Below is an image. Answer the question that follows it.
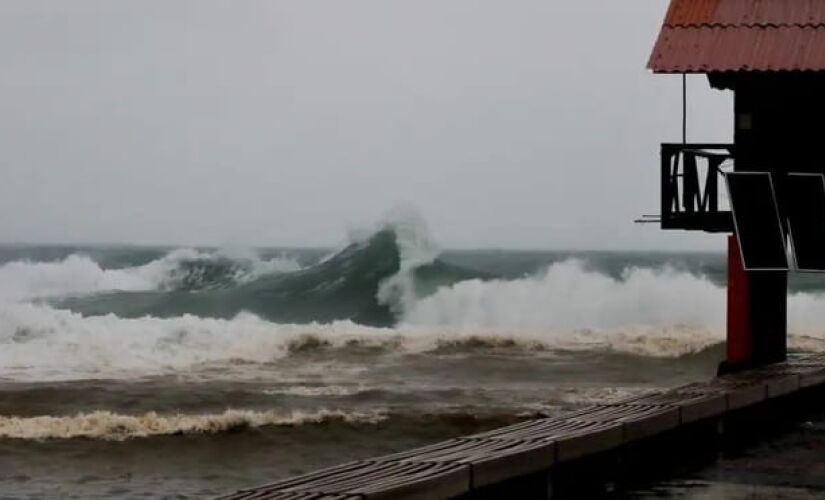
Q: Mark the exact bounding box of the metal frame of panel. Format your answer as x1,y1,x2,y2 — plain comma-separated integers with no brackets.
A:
786,172,825,273
725,171,789,271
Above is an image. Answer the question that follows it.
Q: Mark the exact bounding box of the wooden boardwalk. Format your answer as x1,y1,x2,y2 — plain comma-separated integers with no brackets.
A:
217,353,825,499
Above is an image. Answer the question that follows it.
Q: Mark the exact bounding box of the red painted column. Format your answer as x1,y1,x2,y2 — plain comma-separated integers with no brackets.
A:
726,235,752,365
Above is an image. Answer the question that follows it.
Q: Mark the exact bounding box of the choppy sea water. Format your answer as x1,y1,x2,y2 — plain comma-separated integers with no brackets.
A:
3,217,825,498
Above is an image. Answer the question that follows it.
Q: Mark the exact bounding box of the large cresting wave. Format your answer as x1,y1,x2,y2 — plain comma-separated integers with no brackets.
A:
3,212,825,382
47,215,485,327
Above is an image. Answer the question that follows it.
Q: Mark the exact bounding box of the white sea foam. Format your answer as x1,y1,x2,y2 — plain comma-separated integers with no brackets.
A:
0,254,159,300
262,385,371,397
0,248,300,301
402,259,825,354
3,252,825,382
0,408,387,441
200,247,302,283
403,260,727,331
0,302,359,381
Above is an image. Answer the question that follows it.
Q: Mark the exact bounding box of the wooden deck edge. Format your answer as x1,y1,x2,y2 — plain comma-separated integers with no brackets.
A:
217,354,825,500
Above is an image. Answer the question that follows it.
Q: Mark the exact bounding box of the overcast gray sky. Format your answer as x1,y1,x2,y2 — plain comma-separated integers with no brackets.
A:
0,1,732,250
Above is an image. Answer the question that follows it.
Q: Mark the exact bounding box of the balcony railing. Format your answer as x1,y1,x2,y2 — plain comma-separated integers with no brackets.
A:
657,143,734,233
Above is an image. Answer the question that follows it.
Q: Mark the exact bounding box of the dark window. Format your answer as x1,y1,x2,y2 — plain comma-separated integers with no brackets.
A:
726,172,788,270
786,173,825,272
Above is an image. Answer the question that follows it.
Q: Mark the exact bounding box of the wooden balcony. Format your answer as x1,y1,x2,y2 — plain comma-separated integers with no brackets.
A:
659,143,734,233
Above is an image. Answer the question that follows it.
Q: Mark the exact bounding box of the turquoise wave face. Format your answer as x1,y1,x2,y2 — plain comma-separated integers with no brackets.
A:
51,229,490,327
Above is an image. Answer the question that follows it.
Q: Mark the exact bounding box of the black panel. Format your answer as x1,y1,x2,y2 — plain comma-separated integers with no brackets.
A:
726,172,788,271
786,173,825,271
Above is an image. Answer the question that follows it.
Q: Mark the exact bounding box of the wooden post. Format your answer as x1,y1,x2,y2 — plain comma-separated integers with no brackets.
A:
726,235,751,366
723,235,787,373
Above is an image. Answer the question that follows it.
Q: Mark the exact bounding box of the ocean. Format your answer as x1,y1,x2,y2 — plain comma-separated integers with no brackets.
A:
2,216,825,498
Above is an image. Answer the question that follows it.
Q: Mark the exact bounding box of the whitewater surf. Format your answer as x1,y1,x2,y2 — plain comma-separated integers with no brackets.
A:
2,215,825,497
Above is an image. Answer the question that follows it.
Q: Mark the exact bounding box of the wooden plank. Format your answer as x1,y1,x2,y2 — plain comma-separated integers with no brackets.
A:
468,418,623,463
376,438,538,465
347,462,469,500
219,490,360,500
228,462,369,494
564,404,680,442
468,418,612,443
724,365,801,398
679,377,768,410
552,422,623,462
289,461,467,500
464,418,552,440
374,437,555,489
372,439,462,463
468,440,555,488
215,461,468,500
618,391,727,424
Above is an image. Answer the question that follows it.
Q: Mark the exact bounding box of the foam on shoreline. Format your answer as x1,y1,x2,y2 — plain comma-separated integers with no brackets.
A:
0,409,388,441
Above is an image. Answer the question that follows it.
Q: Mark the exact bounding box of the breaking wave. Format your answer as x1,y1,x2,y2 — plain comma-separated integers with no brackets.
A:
0,408,388,441
47,216,484,327
4,212,825,382
0,301,712,381
0,248,301,301
2,282,825,382
403,260,726,331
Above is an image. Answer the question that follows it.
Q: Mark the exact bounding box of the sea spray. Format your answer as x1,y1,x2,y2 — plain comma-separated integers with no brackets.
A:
0,254,159,300
376,207,440,316
0,248,301,301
